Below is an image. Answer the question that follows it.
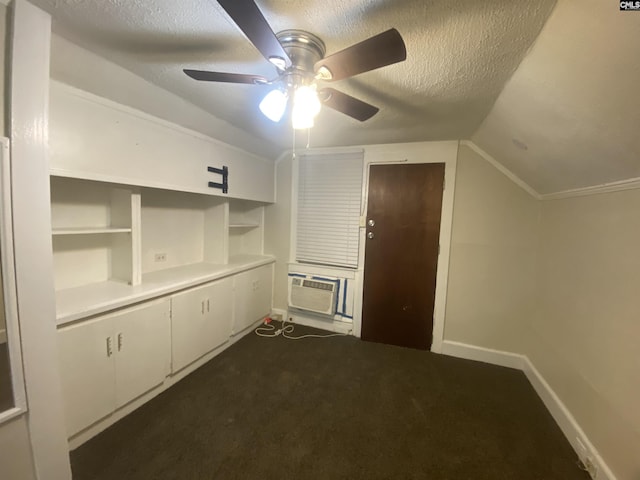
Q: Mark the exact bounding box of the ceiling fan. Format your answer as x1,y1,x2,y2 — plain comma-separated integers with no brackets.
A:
184,0,407,129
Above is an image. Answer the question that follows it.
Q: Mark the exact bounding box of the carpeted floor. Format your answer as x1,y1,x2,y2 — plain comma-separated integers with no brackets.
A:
71,324,590,480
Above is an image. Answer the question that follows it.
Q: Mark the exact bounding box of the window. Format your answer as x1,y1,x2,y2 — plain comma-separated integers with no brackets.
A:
296,151,363,268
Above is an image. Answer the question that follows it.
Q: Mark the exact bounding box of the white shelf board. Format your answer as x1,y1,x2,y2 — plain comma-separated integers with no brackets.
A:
55,255,275,326
52,227,132,235
229,223,260,229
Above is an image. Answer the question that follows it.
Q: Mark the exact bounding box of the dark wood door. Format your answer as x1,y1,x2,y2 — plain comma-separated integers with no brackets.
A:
361,163,445,350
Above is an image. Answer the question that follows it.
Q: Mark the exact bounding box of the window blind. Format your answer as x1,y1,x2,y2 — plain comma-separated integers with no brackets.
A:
296,151,363,268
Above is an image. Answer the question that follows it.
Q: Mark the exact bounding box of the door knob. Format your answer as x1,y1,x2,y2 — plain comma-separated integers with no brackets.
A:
367,231,374,239
368,219,375,227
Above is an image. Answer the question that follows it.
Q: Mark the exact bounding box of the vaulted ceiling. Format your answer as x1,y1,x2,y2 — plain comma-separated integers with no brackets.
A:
30,0,640,194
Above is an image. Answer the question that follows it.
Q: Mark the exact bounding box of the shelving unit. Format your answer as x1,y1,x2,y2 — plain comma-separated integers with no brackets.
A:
52,227,132,235
51,179,273,325
228,199,265,260
50,177,140,291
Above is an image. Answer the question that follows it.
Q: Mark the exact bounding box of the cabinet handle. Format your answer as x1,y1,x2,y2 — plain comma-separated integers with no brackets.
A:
201,301,205,314
117,333,123,352
106,337,113,357
207,299,210,312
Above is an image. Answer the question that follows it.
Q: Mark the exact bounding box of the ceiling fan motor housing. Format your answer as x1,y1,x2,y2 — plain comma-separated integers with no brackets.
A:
276,30,326,88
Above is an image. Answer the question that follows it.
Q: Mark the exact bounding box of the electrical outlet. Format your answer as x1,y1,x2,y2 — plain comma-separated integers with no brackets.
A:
584,457,597,479
154,253,167,262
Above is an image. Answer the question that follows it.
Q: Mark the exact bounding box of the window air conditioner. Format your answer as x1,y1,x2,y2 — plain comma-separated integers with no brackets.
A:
288,276,337,316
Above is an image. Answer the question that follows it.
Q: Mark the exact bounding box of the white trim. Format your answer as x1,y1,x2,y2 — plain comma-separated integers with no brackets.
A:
287,312,353,334
460,141,541,200
360,141,458,353
522,357,616,480
270,308,288,322
0,138,27,415
440,340,526,369
441,341,617,480
10,2,73,477
540,176,640,200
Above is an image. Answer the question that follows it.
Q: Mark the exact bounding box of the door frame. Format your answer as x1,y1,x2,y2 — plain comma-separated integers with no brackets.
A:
355,142,458,353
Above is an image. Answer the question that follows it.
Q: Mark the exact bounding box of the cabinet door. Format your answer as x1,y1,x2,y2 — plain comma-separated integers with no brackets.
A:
171,285,209,372
232,265,273,334
57,317,116,437
204,277,233,352
114,299,171,408
252,264,273,323
232,270,252,335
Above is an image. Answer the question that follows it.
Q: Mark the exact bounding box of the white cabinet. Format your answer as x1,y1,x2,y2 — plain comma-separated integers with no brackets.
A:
49,82,275,203
171,276,233,373
228,199,265,259
57,298,170,436
50,176,141,291
57,315,115,437
232,264,273,334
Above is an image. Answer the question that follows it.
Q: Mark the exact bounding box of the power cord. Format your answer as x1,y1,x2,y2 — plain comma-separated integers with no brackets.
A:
254,317,350,340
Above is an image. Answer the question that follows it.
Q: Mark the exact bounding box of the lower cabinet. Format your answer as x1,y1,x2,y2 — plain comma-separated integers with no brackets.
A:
56,263,273,438
171,276,233,373
233,264,273,334
57,298,171,437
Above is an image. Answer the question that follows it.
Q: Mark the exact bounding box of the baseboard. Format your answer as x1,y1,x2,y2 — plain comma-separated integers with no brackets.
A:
441,341,617,480
440,340,526,370
521,357,616,480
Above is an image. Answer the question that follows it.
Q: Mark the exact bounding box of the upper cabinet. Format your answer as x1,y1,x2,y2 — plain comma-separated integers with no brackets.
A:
48,81,275,204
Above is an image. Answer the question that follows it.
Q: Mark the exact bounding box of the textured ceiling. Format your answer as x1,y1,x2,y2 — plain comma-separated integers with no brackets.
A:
31,0,555,153
29,0,638,194
472,0,640,194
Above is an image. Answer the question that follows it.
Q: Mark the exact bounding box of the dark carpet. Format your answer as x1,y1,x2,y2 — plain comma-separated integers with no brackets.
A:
71,324,589,480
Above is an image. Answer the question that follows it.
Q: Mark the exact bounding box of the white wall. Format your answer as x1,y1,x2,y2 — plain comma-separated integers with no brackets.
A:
444,143,539,352
264,153,293,311
49,35,281,160
529,190,640,480
49,81,275,203
141,189,207,273
265,141,458,346
442,143,638,479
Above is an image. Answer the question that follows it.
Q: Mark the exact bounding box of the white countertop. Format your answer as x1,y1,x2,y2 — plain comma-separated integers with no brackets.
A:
56,255,275,326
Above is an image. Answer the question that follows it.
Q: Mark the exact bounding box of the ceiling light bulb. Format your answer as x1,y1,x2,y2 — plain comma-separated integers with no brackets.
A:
292,85,321,130
259,89,287,122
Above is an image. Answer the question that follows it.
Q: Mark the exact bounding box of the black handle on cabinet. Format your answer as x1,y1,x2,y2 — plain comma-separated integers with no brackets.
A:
207,166,228,194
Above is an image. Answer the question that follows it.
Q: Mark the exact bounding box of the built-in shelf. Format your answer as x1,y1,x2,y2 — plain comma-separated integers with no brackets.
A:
52,227,132,235
229,223,260,229
55,255,275,326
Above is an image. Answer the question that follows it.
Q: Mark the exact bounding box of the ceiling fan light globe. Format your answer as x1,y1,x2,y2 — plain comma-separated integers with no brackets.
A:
292,85,321,129
292,109,314,130
259,89,287,122
294,85,321,116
